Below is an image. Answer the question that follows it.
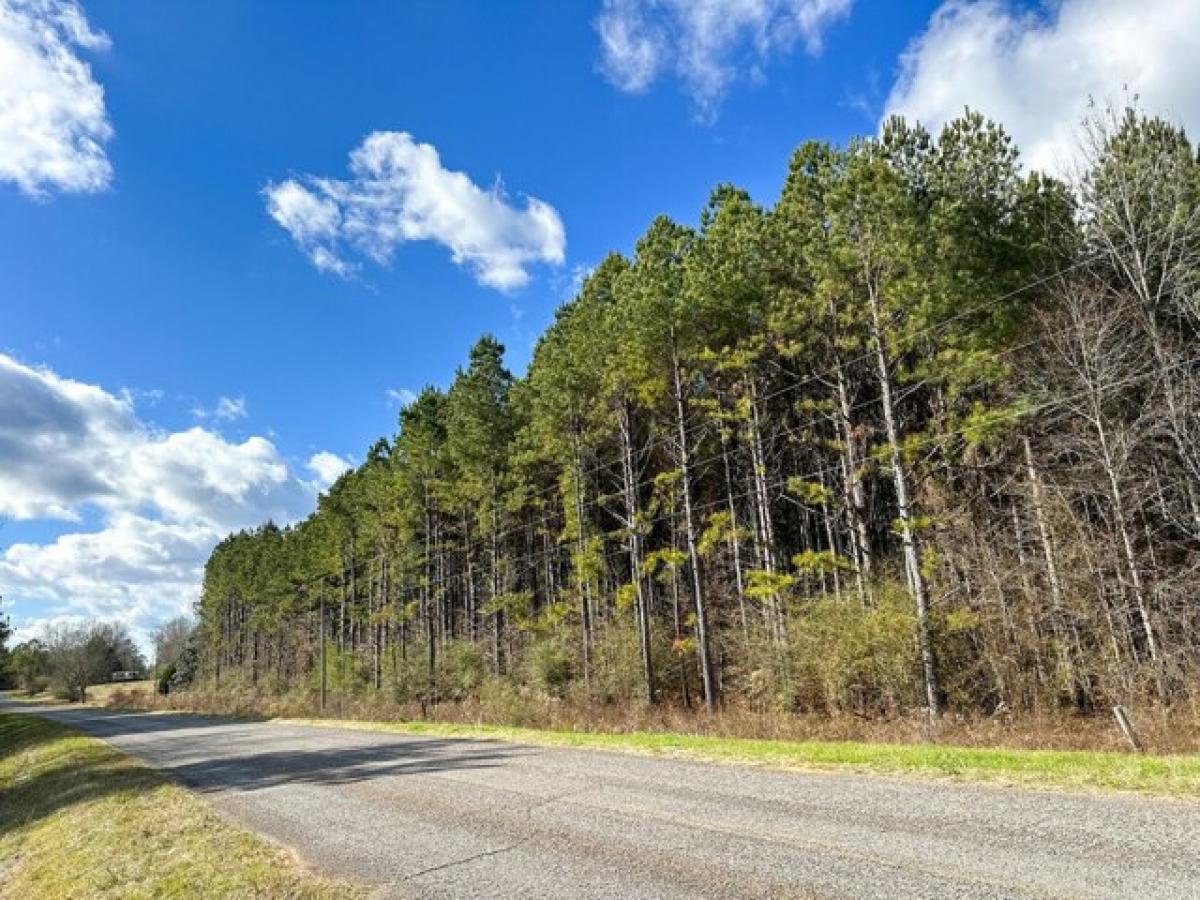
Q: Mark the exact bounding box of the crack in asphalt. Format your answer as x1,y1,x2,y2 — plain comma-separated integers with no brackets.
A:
396,786,593,884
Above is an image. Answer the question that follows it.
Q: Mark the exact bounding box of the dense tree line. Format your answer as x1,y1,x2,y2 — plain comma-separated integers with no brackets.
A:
197,107,1200,720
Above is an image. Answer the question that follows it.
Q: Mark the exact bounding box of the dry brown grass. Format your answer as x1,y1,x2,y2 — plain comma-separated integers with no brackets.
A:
108,681,1200,755
85,680,155,704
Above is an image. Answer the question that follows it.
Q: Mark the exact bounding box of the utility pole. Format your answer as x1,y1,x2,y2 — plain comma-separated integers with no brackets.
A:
319,591,327,714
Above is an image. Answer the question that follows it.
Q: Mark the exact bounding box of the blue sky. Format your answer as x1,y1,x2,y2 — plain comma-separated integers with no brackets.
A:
3,0,1198,650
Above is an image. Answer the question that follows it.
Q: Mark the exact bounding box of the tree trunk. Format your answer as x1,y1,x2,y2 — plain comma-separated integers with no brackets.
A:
867,282,942,719
720,429,749,638
1092,416,1159,665
746,377,783,639
619,401,656,703
424,498,437,699
572,438,592,683
671,337,718,712
834,365,873,595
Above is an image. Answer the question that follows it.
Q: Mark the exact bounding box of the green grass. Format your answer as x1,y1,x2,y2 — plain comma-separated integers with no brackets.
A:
0,712,360,900
276,716,1200,797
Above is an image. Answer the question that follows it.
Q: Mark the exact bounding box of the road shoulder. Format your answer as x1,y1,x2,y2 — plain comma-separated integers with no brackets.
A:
0,710,361,900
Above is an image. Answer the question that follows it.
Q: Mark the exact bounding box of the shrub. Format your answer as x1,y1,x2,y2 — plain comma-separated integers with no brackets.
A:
169,636,201,692
787,582,919,714
9,640,50,695
157,662,177,695
50,684,74,701
382,648,429,704
438,640,487,700
585,620,646,704
528,638,575,697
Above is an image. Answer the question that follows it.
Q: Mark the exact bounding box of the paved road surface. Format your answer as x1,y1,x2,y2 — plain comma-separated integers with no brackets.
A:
3,701,1197,898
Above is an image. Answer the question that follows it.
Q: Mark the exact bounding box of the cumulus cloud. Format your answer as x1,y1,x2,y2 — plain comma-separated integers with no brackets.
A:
0,0,114,196
265,131,566,291
4,513,212,646
883,0,1200,175
595,0,852,120
307,451,352,490
0,352,133,519
0,356,304,529
0,353,337,647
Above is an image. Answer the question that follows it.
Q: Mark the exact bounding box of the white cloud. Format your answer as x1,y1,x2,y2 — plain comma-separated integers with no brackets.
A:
385,387,417,407
0,353,340,647
0,355,304,529
214,395,246,420
307,450,352,490
596,0,852,120
561,262,594,300
264,178,339,244
126,428,302,527
265,131,566,291
4,513,212,649
0,352,133,520
0,0,113,196
596,0,665,93
883,0,1200,175
192,395,247,421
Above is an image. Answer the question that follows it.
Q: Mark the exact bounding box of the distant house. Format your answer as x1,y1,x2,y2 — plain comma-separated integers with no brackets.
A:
110,670,141,682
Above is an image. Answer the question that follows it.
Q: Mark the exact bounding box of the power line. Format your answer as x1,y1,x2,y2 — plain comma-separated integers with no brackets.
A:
216,342,1198,609
438,247,1108,523
304,250,1108,564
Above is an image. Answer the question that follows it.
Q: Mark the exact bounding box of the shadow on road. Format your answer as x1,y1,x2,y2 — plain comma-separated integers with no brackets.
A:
161,737,522,793
2,702,529,801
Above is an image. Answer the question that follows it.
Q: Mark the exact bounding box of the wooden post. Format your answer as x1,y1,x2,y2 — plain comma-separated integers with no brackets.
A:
1113,705,1143,752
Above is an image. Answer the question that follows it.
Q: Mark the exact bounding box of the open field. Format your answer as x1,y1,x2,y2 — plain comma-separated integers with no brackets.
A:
0,711,358,900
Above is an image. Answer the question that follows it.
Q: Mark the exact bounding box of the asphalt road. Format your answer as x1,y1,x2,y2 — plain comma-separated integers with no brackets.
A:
4,701,1198,899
